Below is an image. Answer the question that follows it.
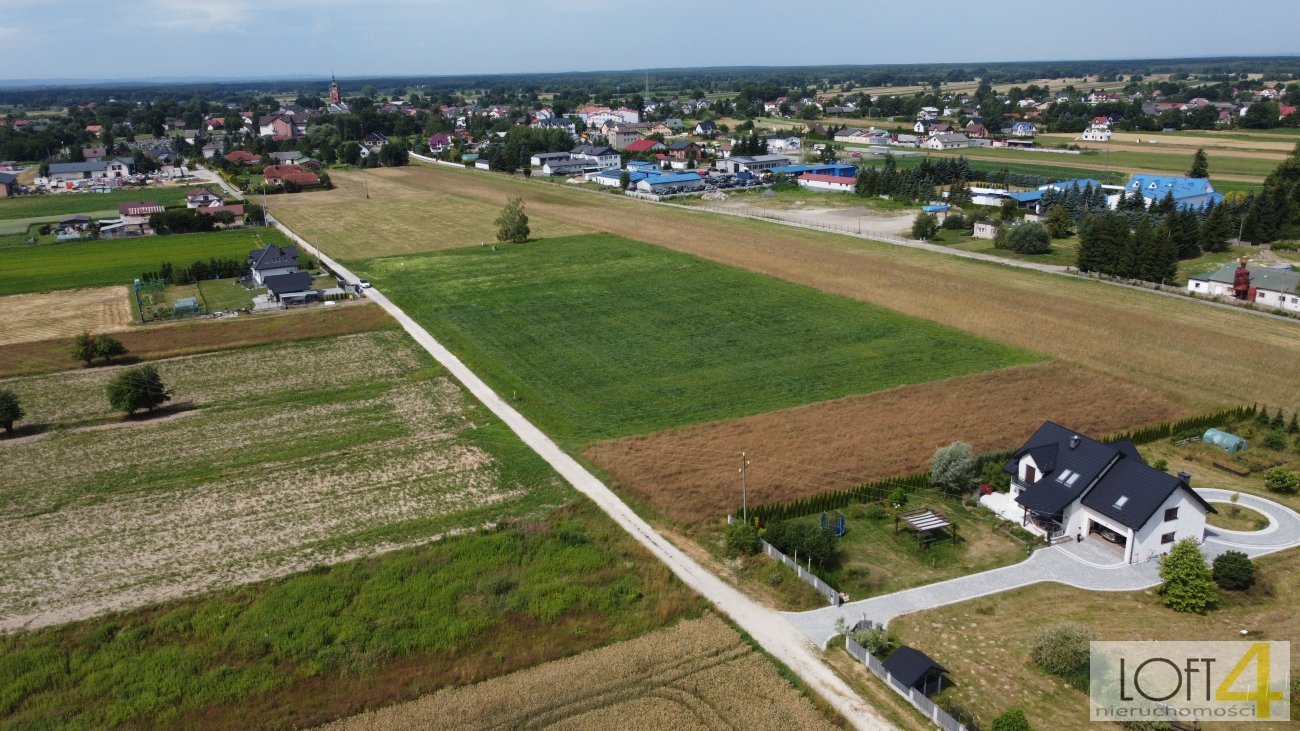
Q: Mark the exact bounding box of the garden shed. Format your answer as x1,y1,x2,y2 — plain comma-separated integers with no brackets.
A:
173,297,200,315
1203,428,1247,453
883,646,948,697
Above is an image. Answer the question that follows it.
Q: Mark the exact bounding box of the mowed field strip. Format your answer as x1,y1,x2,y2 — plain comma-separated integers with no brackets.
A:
0,186,200,221
354,233,1037,443
586,361,1189,523
0,331,566,632
0,228,290,296
0,286,133,346
322,614,835,731
314,165,1300,415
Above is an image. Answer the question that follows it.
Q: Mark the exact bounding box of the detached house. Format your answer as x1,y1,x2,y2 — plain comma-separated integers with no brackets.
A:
1006,421,1214,563
248,244,300,285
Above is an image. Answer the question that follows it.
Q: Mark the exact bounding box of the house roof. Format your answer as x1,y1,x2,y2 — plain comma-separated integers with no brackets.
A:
799,173,856,185
1125,175,1223,206
49,161,108,174
1079,443,1215,530
187,187,220,200
248,245,299,271
668,140,699,151
644,173,703,185
882,647,947,690
929,133,970,144
730,154,792,164
117,200,164,216
1010,421,1121,516
625,139,664,152
264,272,314,296
195,204,245,217
571,144,617,157
1188,263,1299,294
0,171,16,185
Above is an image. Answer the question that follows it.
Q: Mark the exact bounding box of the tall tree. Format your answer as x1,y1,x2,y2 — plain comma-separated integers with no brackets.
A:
107,365,172,415
1158,538,1218,613
0,388,23,434
495,197,530,243
1187,148,1209,178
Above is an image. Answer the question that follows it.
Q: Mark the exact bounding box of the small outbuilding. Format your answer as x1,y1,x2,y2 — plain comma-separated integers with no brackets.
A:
173,296,200,315
1203,428,1247,453
883,646,948,697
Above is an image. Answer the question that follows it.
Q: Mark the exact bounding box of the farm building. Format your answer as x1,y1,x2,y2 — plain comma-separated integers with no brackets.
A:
797,173,855,193
1186,259,1299,312
715,154,792,174
592,170,649,188
1003,421,1215,563
635,173,705,195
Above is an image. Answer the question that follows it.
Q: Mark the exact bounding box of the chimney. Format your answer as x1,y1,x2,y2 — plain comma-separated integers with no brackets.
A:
1178,471,1191,485
1069,435,1080,450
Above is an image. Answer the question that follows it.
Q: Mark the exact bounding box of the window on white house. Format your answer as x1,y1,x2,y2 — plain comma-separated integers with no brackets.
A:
1161,532,1175,544
1164,507,1179,522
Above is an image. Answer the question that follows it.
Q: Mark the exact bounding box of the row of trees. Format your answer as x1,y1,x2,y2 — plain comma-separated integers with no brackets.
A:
140,258,245,285
1076,213,1180,283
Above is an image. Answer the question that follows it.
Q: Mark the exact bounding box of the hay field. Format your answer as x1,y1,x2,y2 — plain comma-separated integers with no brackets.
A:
356,233,1035,443
587,362,1188,523
0,301,393,377
321,614,835,731
0,285,132,346
373,164,1300,414
0,330,565,633
269,168,587,259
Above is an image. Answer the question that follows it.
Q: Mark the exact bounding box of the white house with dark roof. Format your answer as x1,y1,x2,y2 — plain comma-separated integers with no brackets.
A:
1004,421,1215,563
248,244,300,285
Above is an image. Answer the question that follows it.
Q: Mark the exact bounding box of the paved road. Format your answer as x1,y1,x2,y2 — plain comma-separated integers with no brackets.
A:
192,166,245,201
268,216,893,730
787,488,1300,648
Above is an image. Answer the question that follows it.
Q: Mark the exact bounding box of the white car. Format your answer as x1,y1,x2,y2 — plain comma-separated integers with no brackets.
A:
358,280,372,289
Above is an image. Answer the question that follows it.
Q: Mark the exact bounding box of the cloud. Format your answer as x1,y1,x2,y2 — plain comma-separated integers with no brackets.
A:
146,0,254,29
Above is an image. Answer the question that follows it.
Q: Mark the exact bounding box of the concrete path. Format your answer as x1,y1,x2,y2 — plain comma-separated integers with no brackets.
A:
787,488,1300,648
267,215,893,731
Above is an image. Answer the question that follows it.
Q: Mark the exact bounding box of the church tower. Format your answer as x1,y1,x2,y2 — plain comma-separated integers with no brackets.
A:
328,75,341,105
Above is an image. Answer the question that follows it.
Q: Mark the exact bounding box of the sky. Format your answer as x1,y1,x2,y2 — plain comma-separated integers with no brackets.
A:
0,0,1297,83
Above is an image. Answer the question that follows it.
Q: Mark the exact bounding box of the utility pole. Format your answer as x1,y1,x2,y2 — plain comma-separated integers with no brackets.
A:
739,451,750,522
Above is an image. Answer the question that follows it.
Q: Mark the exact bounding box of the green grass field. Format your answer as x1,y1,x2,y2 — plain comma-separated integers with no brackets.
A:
927,146,1277,179
0,187,204,221
356,233,1039,443
0,228,286,296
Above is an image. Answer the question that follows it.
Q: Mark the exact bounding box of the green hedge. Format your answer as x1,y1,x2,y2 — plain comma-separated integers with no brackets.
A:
746,405,1258,522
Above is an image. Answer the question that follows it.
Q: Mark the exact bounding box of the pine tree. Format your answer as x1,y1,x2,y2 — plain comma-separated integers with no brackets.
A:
1188,148,1209,178
1149,223,1179,284
1199,202,1233,253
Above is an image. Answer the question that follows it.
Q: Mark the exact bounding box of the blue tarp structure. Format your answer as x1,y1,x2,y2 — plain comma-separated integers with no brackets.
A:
1203,428,1247,453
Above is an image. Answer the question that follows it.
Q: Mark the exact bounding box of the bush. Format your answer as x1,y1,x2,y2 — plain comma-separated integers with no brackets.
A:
106,365,172,415
1152,458,1169,472
931,441,977,494
1030,622,1092,683
763,520,842,569
911,212,939,240
1212,551,1255,590
0,388,23,433
495,197,530,243
1266,467,1299,495
725,519,761,556
1261,431,1288,451
980,459,1011,492
887,487,908,508
1005,222,1052,254
1158,538,1217,613
991,708,1034,731
849,626,896,660
941,212,966,230
864,503,888,520
1045,205,1073,238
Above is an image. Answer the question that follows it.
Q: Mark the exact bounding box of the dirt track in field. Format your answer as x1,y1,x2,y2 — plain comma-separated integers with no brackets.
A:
0,286,132,346
586,362,1189,524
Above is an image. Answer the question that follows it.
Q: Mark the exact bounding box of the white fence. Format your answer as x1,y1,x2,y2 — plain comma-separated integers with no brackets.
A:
846,636,968,731
762,540,839,605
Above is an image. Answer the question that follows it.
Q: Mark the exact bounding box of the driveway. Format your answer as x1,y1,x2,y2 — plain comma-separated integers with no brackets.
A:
787,488,1300,648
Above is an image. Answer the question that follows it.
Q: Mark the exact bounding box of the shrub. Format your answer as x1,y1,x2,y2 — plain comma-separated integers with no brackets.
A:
106,365,172,415
911,212,939,240
1158,538,1217,613
725,519,762,556
864,503,888,520
1045,205,1074,238
1005,222,1052,254
887,487,908,508
1212,551,1256,591
849,626,896,660
1152,458,1168,472
980,459,1011,492
495,197,530,243
1261,431,1288,451
763,521,842,569
931,441,977,494
0,388,23,433
1266,467,1299,495
1030,622,1092,683
991,708,1033,731
941,212,966,230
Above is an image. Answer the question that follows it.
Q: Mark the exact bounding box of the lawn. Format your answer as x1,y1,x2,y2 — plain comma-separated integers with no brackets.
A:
356,233,1038,442
928,146,1277,180
931,229,1081,268
0,501,703,731
0,186,202,221
0,228,286,296
888,549,1300,730
780,497,1027,603
196,277,258,312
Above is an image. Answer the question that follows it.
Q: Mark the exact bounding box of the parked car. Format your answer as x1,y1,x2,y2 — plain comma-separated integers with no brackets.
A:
358,279,372,289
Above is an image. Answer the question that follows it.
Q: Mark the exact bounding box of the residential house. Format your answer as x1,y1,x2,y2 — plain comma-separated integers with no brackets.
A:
530,151,572,167
715,154,792,174
117,200,164,236
224,150,262,165
924,133,972,150
248,244,300,285
258,114,302,141
1186,259,1300,313
47,157,135,183
646,122,674,137
762,135,801,153
201,142,223,160
428,133,454,153
1082,117,1112,142
913,119,934,135
1006,421,1215,562
664,118,684,132
82,147,107,162
268,151,306,165
667,140,701,160
916,106,940,121
1122,175,1224,209
1011,121,1037,137
973,220,998,239
963,123,989,139
0,171,15,197
569,144,621,172
604,124,646,151
533,117,577,137
625,138,667,154
186,188,224,208
541,157,600,176
927,122,954,135
796,173,855,193
263,164,320,187
264,272,318,304
694,120,718,136
361,132,389,154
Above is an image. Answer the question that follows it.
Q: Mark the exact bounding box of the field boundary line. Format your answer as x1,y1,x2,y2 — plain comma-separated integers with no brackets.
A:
268,212,893,731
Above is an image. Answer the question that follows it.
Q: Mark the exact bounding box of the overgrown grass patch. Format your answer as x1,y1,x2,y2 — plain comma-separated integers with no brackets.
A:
356,233,1039,442
0,187,201,221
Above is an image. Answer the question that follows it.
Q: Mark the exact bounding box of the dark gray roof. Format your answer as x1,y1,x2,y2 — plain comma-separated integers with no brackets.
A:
49,161,106,174
883,646,946,690
1011,421,1121,516
668,140,698,151
264,272,314,296
248,245,299,271
0,171,15,185
571,144,617,157
1081,440,1216,530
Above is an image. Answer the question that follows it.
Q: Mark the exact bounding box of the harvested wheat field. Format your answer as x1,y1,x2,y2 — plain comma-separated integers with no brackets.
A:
0,301,393,378
372,163,1300,413
321,614,836,731
0,331,565,633
587,362,1189,523
270,168,587,259
0,286,131,346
